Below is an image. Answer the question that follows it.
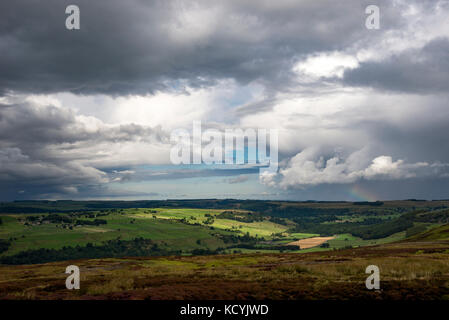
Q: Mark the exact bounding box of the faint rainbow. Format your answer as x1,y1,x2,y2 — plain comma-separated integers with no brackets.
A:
348,184,378,202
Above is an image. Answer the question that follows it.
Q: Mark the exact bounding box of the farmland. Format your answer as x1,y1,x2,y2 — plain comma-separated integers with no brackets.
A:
1,199,448,262
1,227,449,299
1,199,449,299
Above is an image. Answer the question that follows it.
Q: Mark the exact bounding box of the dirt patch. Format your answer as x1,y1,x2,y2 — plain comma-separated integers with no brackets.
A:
287,236,335,249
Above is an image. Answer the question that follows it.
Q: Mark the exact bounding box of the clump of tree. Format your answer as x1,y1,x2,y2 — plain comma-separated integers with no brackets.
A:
0,239,11,254
190,248,224,255
411,209,449,224
75,219,107,226
203,216,215,224
218,232,258,244
24,214,107,227
269,216,289,226
0,238,179,265
216,211,264,223
292,216,413,240
406,224,427,237
353,201,384,206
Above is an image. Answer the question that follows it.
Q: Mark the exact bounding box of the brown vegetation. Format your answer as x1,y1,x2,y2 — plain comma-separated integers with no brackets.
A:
1,237,449,300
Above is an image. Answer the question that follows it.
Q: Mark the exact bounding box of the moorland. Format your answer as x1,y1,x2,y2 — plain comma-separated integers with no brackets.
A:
1,199,449,299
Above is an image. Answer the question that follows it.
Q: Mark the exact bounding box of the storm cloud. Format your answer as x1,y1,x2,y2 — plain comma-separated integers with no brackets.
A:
1,0,449,200
0,0,404,96
343,37,449,93
0,98,170,198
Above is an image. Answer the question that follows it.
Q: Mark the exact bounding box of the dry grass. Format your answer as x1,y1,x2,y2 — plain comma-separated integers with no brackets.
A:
1,241,449,300
288,236,335,249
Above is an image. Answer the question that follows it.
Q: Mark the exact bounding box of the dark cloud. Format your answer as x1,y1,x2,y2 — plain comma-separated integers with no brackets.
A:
1,0,448,200
0,99,262,199
0,99,168,198
0,0,403,96
343,37,449,93
364,117,449,163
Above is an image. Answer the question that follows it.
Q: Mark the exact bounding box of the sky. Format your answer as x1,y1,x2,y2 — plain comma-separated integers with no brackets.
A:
1,0,449,201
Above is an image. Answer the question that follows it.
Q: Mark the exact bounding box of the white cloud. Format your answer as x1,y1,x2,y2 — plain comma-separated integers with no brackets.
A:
294,51,359,79
266,147,436,189
363,156,428,179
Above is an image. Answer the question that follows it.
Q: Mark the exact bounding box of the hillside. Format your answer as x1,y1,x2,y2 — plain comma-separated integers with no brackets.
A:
1,201,449,300
1,200,449,264
1,228,449,300
406,224,449,241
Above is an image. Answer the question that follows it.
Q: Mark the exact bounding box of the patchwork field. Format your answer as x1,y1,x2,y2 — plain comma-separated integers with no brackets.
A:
0,212,237,256
1,199,449,300
1,199,448,261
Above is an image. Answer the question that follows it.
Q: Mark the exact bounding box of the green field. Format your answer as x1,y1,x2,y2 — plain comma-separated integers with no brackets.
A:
1,199,448,264
2,227,449,299
131,208,290,237
0,208,321,258
0,211,236,256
